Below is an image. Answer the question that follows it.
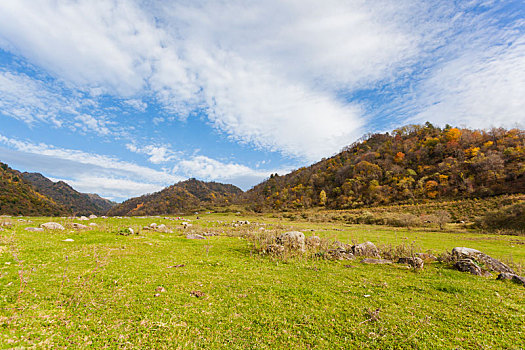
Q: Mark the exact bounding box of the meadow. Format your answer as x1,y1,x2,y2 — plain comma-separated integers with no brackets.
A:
1,213,524,349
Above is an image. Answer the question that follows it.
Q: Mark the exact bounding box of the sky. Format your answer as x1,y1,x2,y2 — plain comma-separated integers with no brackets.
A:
0,0,524,202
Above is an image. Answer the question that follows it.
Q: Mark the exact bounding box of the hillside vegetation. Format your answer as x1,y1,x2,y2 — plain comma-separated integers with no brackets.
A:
23,172,114,215
0,162,67,216
242,124,525,211
108,178,243,216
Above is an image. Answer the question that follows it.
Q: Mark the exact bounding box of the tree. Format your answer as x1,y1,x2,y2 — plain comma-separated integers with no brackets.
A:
319,190,327,206
434,210,451,230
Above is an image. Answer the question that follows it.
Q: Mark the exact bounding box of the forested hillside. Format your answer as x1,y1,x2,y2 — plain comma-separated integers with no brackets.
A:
108,178,243,216
0,162,67,216
241,124,525,211
22,172,115,215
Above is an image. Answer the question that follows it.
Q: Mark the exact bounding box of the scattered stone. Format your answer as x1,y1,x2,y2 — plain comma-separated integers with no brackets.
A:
79,216,89,221
154,293,161,297
306,236,321,248
156,224,172,233
72,223,89,230
353,242,380,258
452,247,514,274
324,248,355,260
454,258,490,277
202,232,217,237
167,264,185,268
63,238,74,242
150,223,158,228
361,258,392,264
25,227,44,232
155,286,166,293
497,273,525,287
397,257,424,269
190,290,205,298
89,215,97,219
89,223,98,227
40,222,65,230
186,234,206,240
181,222,192,229
276,231,306,252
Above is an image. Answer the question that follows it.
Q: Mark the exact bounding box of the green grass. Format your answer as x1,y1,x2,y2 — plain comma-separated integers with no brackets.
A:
1,214,524,349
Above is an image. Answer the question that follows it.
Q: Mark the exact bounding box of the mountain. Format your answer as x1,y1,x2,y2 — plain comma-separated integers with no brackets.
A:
22,172,115,215
108,178,243,216
241,124,525,211
0,162,67,216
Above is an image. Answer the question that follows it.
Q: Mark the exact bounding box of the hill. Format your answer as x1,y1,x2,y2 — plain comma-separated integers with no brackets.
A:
0,162,67,216
22,172,115,215
241,124,525,211
108,178,243,216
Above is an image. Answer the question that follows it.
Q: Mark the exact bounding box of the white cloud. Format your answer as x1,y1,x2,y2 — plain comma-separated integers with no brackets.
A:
406,24,525,128
0,134,181,185
126,143,179,164
0,0,438,161
74,114,111,135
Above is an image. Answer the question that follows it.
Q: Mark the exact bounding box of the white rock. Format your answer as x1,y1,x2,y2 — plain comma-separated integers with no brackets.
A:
40,222,65,230
63,238,74,242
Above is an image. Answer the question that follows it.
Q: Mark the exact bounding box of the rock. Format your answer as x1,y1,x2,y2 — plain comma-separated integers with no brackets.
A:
72,223,89,230
79,216,89,221
397,257,424,269
276,231,306,252
454,258,491,276
306,236,321,248
150,223,158,228
497,273,525,287
25,227,44,232
181,222,192,228
324,248,354,260
89,223,98,227
155,286,166,293
361,258,392,264
186,234,206,240
156,224,172,233
202,232,217,237
40,222,65,230
353,242,380,258
63,238,74,242
452,247,514,274
190,290,205,298
128,227,135,235
89,215,97,219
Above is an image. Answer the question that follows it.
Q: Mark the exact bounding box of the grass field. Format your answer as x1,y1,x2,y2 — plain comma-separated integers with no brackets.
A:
1,213,524,349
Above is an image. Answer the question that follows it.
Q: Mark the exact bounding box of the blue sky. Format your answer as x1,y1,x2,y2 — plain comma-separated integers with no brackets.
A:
0,0,524,202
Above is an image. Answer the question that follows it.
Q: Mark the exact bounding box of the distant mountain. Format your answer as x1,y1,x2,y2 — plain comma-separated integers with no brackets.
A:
240,124,525,211
108,178,243,216
0,162,67,216
22,172,115,215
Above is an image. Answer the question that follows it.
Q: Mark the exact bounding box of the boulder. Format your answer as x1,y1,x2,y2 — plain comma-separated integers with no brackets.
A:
186,234,206,240
72,223,89,230
361,258,392,264
397,257,424,269
25,227,44,232
452,247,514,274
306,236,321,248
156,224,172,233
89,215,97,219
497,273,525,287
324,248,354,260
79,216,89,221
40,222,65,230
454,258,491,277
276,231,306,252
150,223,158,228
353,242,380,258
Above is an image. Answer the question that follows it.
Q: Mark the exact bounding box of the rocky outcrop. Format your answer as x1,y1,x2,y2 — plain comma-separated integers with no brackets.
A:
276,231,306,252
452,247,514,274
40,222,65,230
497,273,525,287
398,257,424,269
